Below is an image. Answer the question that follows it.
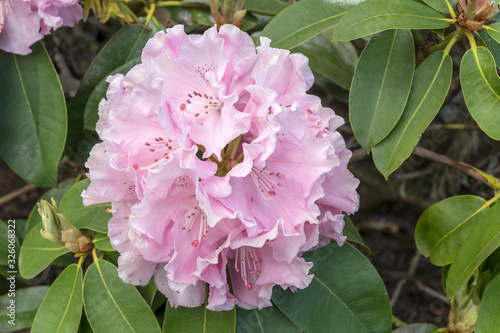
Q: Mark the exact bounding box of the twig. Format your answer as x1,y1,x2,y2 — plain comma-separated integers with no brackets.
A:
415,281,449,303
0,184,38,206
412,146,495,189
349,147,370,163
391,251,421,307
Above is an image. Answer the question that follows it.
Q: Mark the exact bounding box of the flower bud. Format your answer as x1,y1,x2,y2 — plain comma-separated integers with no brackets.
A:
457,0,499,32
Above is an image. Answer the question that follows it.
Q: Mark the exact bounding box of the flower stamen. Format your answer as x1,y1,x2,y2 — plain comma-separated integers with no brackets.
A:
180,90,223,117
181,205,209,247
250,166,283,200
234,246,261,291
133,136,178,170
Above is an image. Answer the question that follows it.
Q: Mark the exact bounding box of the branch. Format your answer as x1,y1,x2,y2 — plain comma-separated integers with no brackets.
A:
0,183,37,206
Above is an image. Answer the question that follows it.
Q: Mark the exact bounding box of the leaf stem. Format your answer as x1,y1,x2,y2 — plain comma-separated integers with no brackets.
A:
92,247,99,262
229,134,243,161
465,31,477,50
392,315,407,328
78,254,87,268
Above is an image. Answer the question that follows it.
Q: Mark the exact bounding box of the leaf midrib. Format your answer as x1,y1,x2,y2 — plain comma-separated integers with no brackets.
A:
56,266,80,333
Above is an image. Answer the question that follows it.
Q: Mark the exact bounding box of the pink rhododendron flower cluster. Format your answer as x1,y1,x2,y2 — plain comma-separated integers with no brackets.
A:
83,24,359,310
0,0,82,55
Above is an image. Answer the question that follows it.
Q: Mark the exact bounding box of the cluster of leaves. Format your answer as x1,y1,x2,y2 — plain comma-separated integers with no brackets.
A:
2,0,500,332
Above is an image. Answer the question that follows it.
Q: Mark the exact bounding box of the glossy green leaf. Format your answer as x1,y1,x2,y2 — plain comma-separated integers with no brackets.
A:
475,273,500,332
0,286,49,331
19,222,69,279
66,24,158,162
343,215,371,255
245,0,290,15
313,72,350,103
261,0,359,49
273,242,391,333
293,34,358,90
485,22,500,44
415,195,488,266
392,323,439,333
93,233,114,252
0,42,66,187
137,278,157,307
350,29,415,151
163,302,236,333
83,259,161,333
372,50,452,178
236,306,300,332
461,46,500,140
333,0,450,41
59,179,110,233
421,0,457,14
477,29,500,69
446,201,500,298
31,264,83,333
25,178,76,238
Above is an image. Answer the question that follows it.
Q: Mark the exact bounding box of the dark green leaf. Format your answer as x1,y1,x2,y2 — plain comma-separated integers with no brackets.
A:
31,264,83,333
372,50,452,178
484,22,500,45
475,273,500,332
415,195,488,266
244,0,290,15
313,72,349,103
19,222,69,279
83,260,161,333
163,302,236,333
421,0,457,14
59,179,111,233
446,201,500,298
0,42,66,187
392,323,439,333
350,29,415,151
461,46,500,140
0,220,19,268
236,306,300,332
137,278,157,307
333,0,450,41
477,29,500,69
343,215,371,255
273,242,391,333
93,233,114,252
0,286,49,331
261,0,359,49
293,34,357,90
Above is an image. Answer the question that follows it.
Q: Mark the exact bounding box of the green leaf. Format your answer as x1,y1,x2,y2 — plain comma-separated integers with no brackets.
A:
446,201,500,298
272,242,391,333
415,195,488,266
421,0,457,14
475,273,500,332
244,0,290,15
461,46,500,140
0,42,66,187
25,178,77,239
372,50,452,178
333,0,450,41
292,34,358,90
0,286,50,331
343,215,371,255
350,29,415,151
0,220,19,269
31,264,83,333
83,260,161,333
261,0,359,49
137,278,157,307
485,23,500,45
59,179,111,233
19,222,69,279
236,306,301,332
163,302,236,333
93,233,114,252
477,29,500,69
391,323,439,333
313,72,350,103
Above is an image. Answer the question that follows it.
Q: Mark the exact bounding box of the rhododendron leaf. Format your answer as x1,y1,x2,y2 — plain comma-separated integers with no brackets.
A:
236,306,301,332
261,0,360,49
372,50,452,178
477,29,500,69
245,0,290,15
0,286,49,331
415,195,488,266
476,273,500,332
350,29,415,151
25,178,77,237
19,222,69,279
83,58,140,131
59,179,110,233
421,0,457,14
0,220,19,269
272,242,391,333
31,264,83,333
485,23,500,45
461,46,500,140
333,0,450,41
446,202,500,298
314,72,350,102
344,215,371,255
292,34,357,90
162,302,236,333
137,278,157,307
93,233,114,252
83,260,161,333
392,323,439,333
67,23,158,162
0,42,66,188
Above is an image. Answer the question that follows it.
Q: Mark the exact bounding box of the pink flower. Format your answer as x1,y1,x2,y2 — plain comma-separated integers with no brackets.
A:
83,24,359,310
0,0,82,55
